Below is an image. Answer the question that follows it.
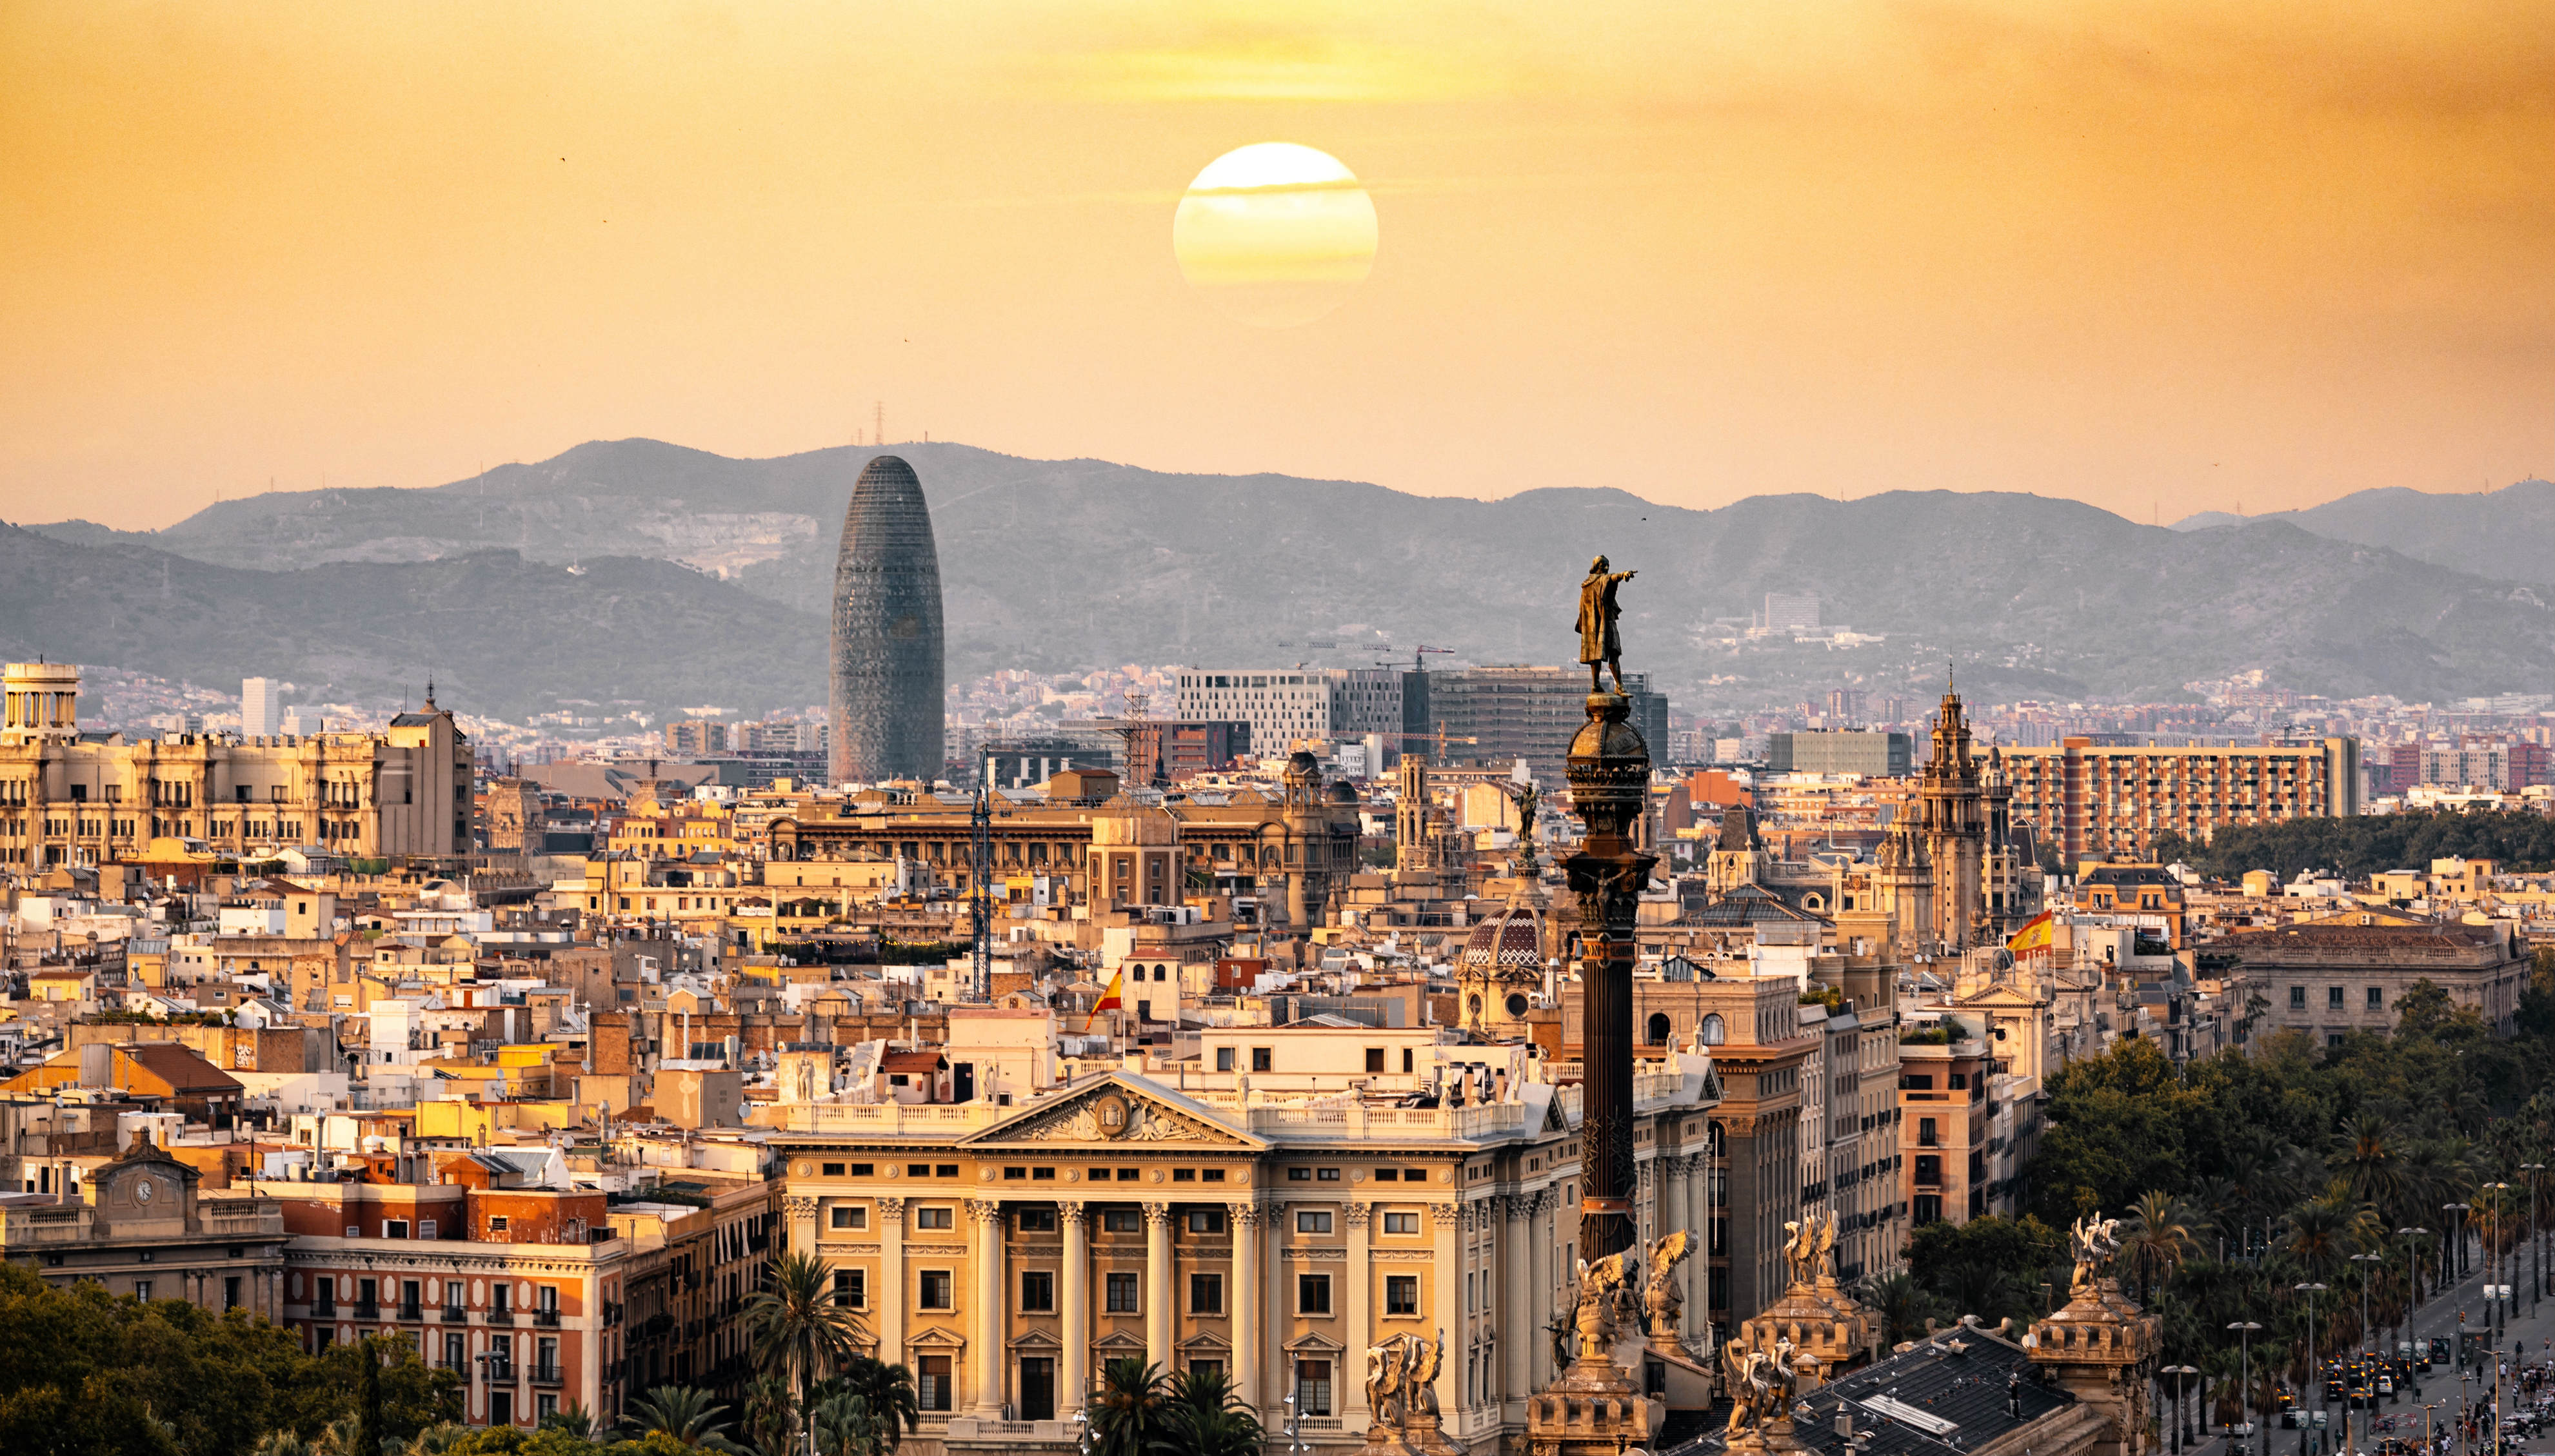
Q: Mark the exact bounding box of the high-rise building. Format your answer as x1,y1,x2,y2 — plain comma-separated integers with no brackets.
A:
2003,736,2361,861
1170,668,1401,758
828,456,945,784
241,677,281,738
1423,666,1667,786
1765,730,1911,776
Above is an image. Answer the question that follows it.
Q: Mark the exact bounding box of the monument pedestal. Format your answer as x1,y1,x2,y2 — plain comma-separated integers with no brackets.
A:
1353,1411,1467,1456
1524,1350,1661,1456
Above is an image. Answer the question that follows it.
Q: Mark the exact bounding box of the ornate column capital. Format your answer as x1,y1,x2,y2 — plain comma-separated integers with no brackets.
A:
1061,1201,1091,1229
1342,1202,1372,1230
1229,1201,1264,1228
1429,1201,1463,1232
1141,1202,1172,1227
782,1195,819,1219
876,1196,906,1225
966,1199,1004,1225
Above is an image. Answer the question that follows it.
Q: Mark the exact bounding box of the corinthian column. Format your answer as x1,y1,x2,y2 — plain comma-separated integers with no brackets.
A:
969,1199,1005,1415
1344,1203,1373,1423
1143,1203,1173,1372
1061,1202,1090,1415
1230,1203,1262,1413
877,1197,906,1363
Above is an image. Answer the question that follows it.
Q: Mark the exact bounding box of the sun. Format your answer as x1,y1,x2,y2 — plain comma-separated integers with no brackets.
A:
1172,143,1378,328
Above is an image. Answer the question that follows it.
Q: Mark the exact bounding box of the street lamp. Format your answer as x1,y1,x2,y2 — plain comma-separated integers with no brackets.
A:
2483,1184,2511,1336
2524,1165,2547,1313
2353,1252,2385,1455
2231,1321,2264,1456
2166,1365,2200,1450
2447,1203,2472,1284
2299,1283,2328,1456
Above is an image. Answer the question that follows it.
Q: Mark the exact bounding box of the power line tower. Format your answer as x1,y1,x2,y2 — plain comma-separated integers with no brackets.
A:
969,751,993,1001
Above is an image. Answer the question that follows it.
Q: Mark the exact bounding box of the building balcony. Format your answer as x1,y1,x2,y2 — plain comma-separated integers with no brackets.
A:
353,1301,381,1321
486,1308,515,1325
398,1302,424,1322
533,1309,561,1328
314,1301,339,1319
531,1364,564,1388
441,1304,466,1321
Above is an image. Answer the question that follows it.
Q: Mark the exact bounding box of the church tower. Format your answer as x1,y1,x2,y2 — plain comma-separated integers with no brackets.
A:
1394,753,1437,873
1705,802,1771,895
1917,680,1989,952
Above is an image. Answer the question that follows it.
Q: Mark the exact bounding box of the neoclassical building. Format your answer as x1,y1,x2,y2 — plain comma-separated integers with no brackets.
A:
765,1058,1721,1455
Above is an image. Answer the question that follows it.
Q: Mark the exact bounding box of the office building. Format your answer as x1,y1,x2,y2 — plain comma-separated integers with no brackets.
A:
830,455,947,784
1766,731,1911,777
241,678,282,738
1171,669,1402,758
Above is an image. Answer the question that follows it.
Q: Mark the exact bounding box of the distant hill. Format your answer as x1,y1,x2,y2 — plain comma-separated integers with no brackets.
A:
2169,478,2555,585
21,440,2555,713
0,522,822,720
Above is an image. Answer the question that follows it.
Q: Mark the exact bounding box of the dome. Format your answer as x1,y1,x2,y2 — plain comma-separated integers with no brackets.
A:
1567,710,1649,763
1284,750,1321,782
1326,780,1358,805
1462,903,1543,970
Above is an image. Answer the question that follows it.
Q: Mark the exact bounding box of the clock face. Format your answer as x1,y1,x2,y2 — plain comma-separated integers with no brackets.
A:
134,1178,156,1205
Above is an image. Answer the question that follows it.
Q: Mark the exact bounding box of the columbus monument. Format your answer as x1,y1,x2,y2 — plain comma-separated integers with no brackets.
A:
828,455,946,784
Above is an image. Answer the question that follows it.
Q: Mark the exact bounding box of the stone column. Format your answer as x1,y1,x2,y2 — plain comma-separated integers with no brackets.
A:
1431,1201,1463,1418
1565,688,1654,1264
1502,1194,1531,1410
969,1199,1005,1415
1525,1192,1550,1390
877,1197,906,1364
1061,1202,1091,1416
1230,1203,1262,1414
1344,1203,1373,1424
1144,1203,1173,1372
1685,1154,1711,1340
784,1195,819,1255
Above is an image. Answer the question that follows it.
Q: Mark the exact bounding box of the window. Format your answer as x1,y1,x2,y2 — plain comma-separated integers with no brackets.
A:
1366,1047,1386,1073
1190,1272,1224,1313
419,1219,437,1239
918,1270,954,1310
851,1163,874,1176
1215,1047,1235,1072
1915,1155,1943,1186
1287,1168,1312,1183
1700,1014,1726,1045
1913,1194,1944,1225
1185,1208,1228,1234
937,1165,959,1178
134,1280,152,1301
1251,1047,1273,1072
1106,1272,1140,1313
917,1355,953,1412
1295,1359,1334,1417
833,1270,866,1308
1022,1271,1055,1312
1017,1207,1058,1233
1918,1117,1938,1146
2290,986,2307,1009
908,1164,932,1177
1386,1274,1420,1315
830,1206,865,1231
1102,1208,1141,1233
488,1216,510,1234
2327,986,2345,1009
1646,1012,1672,1045
1317,1168,1341,1182
1383,1211,1419,1235
2367,987,2383,1010
1298,1273,1333,1315
225,1275,242,1310
1297,1210,1333,1234
821,1162,846,1177
915,1206,955,1231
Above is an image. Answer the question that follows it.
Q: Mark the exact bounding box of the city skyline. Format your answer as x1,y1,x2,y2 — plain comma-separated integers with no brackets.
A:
6,4,2554,531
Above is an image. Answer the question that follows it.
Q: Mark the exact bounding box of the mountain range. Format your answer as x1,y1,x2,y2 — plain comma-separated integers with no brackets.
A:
16,440,2555,720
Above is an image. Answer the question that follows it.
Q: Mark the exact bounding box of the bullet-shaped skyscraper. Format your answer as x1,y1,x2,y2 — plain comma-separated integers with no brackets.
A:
828,455,945,784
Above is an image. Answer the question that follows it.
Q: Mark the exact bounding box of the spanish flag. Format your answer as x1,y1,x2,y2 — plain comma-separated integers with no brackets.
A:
1082,969,1126,1032
2007,910,2056,955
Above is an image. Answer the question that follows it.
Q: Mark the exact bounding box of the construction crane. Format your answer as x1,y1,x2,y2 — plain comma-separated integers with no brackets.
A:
1372,725,1479,759
1375,645,1455,674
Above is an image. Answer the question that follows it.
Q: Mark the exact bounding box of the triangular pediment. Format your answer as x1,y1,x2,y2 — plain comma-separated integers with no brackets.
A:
1093,1330,1148,1352
1009,1328,1063,1351
906,1326,968,1350
1956,985,2047,1008
957,1071,1268,1151
1177,1330,1232,1352
1284,1331,1347,1354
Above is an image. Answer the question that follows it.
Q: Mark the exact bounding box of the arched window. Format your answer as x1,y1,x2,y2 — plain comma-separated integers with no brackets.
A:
1645,1012,1673,1045
1504,992,1530,1018
1700,1013,1726,1046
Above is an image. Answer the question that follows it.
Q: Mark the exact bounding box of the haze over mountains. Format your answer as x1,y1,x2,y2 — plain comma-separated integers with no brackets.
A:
17,440,2555,721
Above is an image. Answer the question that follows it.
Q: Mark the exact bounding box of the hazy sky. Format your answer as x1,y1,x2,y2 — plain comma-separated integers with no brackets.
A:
5,2,2553,529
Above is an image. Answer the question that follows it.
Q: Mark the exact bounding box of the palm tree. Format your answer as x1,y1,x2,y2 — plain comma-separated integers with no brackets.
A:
748,1251,866,1455
742,1373,799,1456
839,1357,919,1455
539,1402,595,1438
2334,1116,2405,1215
1858,1273,1938,1348
1168,1367,1261,1456
627,1385,747,1452
393,1427,472,1456
252,1433,317,1456
811,1388,871,1456
2122,1191,2196,1304
1088,1359,1177,1456
2282,1193,2377,1284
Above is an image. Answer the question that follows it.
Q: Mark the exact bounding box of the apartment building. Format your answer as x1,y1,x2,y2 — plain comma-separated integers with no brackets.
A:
2002,736,2361,861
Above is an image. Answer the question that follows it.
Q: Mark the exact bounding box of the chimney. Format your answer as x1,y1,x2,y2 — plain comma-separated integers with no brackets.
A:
79,1041,113,1087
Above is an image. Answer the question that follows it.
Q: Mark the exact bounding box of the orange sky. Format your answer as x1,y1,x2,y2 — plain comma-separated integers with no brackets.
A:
4,2,2552,529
